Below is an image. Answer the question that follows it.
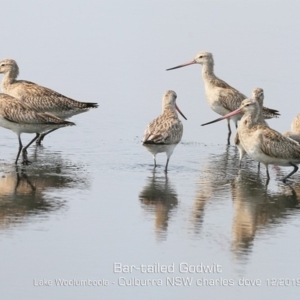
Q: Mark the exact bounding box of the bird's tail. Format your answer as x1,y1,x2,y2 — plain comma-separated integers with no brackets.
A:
80,102,99,109
40,112,76,126
262,107,280,119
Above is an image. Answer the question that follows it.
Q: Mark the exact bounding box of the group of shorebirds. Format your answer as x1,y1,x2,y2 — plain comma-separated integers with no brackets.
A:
0,59,98,165
1,53,300,184
143,51,300,184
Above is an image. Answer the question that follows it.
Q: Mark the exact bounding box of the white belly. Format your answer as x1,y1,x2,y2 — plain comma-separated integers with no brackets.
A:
143,143,177,157
242,134,300,167
0,116,52,134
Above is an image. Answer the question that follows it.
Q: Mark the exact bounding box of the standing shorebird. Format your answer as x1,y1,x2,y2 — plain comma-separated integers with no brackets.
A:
166,51,279,144
0,93,75,164
234,87,273,166
0,59,98,144
142,90,187,172
283,115,300,143
201,99,300,184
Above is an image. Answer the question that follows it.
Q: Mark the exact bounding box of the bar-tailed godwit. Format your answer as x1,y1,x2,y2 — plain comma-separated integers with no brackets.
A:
202,99,300,184
283,115,300,143
0,93,75,164
0,59,98,144
166,51,280,144
142,90,187,172
234,88,269,166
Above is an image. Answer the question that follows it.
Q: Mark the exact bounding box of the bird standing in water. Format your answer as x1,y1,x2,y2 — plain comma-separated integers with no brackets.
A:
0,58,98,144
167,51,279,144
142,90,187,172
234,87,275,167
0,93,75,165
202,99,300,184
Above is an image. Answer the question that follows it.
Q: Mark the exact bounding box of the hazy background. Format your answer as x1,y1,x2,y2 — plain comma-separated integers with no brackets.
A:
0,1,300,299
2,1,299,143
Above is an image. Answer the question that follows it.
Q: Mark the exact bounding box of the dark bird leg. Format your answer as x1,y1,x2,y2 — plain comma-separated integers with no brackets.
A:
153,156,157,169
36,128,59,145
282,162,298,183
265,164,270,185
15,134,23,164
164,158,170,173
227,119,231,145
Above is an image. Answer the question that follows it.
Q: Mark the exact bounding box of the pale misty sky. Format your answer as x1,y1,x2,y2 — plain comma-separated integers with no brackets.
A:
1,0,299,143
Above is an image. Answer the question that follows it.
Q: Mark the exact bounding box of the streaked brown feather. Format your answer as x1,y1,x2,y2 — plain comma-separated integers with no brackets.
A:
259,125,300,159
0,93,74,126
143,111,183,145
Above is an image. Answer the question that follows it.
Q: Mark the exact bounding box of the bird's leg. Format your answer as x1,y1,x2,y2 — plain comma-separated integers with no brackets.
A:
36,128,58,145
22,133,40,165
15,135,23,164
22,133,39,155
35,133,42,145
258,162,260,171
164,158,170,173
265,165,270,185
282,162,298,183
153,155,157,168
237,147,243,168
227,119,231,145
227,133,231,145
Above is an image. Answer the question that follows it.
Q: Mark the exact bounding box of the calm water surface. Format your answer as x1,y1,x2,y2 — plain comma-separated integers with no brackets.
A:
0,110,300,299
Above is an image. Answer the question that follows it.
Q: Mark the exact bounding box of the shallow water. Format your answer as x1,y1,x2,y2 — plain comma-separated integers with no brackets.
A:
1,116,300,300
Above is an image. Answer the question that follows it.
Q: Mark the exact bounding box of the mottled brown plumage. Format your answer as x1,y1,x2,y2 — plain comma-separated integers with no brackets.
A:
0,93,74,164
167,52,280,144
142,90,186,172
234,88,270,166
143,110,183,145
283,115,300,143
0,59,98,143
258,126,300,160
203,98,300,183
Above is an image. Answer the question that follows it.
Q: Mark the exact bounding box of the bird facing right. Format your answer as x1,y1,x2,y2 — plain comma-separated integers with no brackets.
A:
0,58,98,144
142,90,187,172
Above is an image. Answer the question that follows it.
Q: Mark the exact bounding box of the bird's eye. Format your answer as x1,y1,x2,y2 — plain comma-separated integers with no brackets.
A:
0,64,4,67
199,56,203,58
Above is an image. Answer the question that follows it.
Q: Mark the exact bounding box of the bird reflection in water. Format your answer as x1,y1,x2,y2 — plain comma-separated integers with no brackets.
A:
231,165,300,261
139,172,178,241
0,160,90,232
192,145,239,234
192,145,300,263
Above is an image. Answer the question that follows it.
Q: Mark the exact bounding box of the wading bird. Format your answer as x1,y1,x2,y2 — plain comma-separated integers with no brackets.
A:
166,51,279,144
201,99,300,184
142,90,187,172
0,59,98,144
0,93,75,164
